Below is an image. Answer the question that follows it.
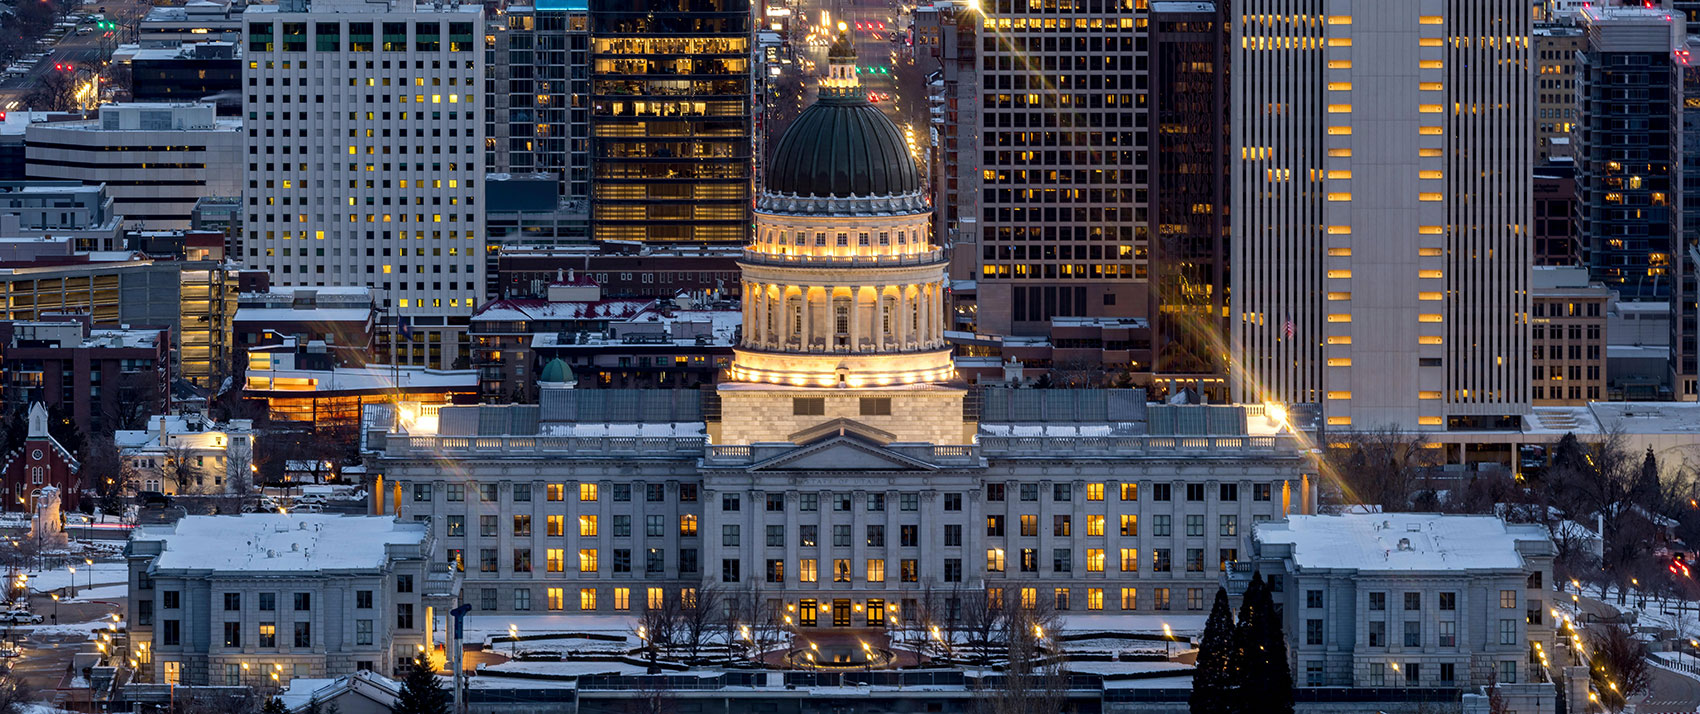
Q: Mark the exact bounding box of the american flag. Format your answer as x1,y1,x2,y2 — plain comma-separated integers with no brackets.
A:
1282,319,1294,338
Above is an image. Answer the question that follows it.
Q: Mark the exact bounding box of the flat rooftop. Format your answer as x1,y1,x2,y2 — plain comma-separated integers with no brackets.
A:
1255,514,1547,572
133,514,426,573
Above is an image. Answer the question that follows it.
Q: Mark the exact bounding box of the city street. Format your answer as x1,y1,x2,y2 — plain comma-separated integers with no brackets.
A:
1572,592,1700,713
0,0,149,111
778,0,928,156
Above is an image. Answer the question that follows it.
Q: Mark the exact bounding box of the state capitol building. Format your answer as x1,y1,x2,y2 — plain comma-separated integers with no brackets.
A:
369,37,1315,623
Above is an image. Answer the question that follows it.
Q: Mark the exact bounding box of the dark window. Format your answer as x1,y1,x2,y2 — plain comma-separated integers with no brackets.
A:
224,593,241,611
162,620,181,646
793,397,825,415
356,591,373,609
294,593,311,611
223,622,241,647
397,603,414,629
294,622,312,647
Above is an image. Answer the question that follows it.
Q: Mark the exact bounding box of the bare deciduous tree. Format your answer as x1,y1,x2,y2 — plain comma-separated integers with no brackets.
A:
1588,623,1651,711
163,443,203,496
1321,425,1441,512
970,597,1071,714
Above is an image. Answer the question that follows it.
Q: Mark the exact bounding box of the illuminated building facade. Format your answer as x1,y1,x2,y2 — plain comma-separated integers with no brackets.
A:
1148,1,1229,397
1534,24,1582,164
485,5,591,202
972,0,1150,337
370,40,1317,621
588,0,752,244
1231,0,1533,431
242,0,485,369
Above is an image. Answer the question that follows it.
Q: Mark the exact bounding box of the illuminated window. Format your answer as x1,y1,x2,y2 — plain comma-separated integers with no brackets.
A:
1327,270,1352,279
1328,82,1353,91
1327,359,1353,367
1327,336,1353,345
1418,226,1444,235
1327,104,1353,114
1418,15,1442,24
1327,416,1352,426
1328,248,1353,257
1327,126,1354,136
547,484,564,501
1327,15,1352,24
1087,549,1105,572
1328,292,1352,301
1419,270,1443,279
1419,170,1443,179
1327,391,1352,400
1418,127,1443,136
1419,314,1443,323
1327,192,1353,201
1418,417,1444,426
614,589,630,611
579,549,598,573
1419,148,1443,157
1329,60,1353,69
1419,193,1443,202
1328,38,1353,47
1419,292,1443,301
547,588,563,611
1419,82,1443,90
1327,225,1352,234
1327,170,1353,179
1327,314,1352,323
1086,483,1104,501
580,484,598,501
1419,336,1444,346
580,588,596,610
1329,148,1353,157
1420,60,1443,69
579,515,598,537
1419,391,1443,400
1419,248,1444,257
1418,104,1442,113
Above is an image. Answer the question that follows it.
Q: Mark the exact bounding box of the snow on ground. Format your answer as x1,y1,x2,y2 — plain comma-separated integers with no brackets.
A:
14,617,124,639
1102,674,1194,689
481,660,658,678
23,561,128,594
459,614,639,646
1059,660,1193,676
64,584,127,602
19,704,78,714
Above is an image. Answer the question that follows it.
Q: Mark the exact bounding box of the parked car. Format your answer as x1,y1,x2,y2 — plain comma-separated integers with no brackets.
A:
292,503,324,514
0,611,43,625
294,494,328,506
136,491,172,509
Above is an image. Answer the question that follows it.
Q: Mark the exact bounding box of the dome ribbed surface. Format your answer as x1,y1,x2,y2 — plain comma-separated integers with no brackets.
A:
539,357,570,383
766,94,921,199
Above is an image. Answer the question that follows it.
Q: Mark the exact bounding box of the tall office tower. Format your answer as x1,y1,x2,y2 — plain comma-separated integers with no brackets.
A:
1231,2,1533,431
974,0,1149,336
1679,35,1700,399
1148,1,1228,395
1576,7,1681,306
485,4,591,202
242,0,485,368
1534,23,1584,164
587,0,752,244
915,1,981,330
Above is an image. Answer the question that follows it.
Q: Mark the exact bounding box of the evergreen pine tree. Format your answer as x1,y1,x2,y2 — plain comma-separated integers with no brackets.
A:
261,698,290,714
1634,446,1661,506
392,659,450,714
1231,573,1266,714
1189,587,1238,714
1250,578,1294,714
304,695,322,714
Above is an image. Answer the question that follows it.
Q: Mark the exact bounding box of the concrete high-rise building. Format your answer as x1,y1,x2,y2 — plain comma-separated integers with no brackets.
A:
1678,34,1700,399
916,0,981,334
1231,1,1533,431
1534,24,1583,164
972,0,1150,337
241,0,485,368
587,0,752,244
24,103,242,230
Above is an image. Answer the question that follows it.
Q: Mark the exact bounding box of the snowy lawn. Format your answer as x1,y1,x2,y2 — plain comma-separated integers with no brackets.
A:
22,561,128,594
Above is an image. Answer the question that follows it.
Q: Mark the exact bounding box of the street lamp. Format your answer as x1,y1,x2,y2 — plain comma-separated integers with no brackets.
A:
67,566,76,599
508,624,518,656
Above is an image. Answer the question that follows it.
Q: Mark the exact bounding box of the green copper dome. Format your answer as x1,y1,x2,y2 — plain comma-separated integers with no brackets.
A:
765,37,920,201
539,357,570,383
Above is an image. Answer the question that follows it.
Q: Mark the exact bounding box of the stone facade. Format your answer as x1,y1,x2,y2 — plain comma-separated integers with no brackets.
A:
375,400,1313,620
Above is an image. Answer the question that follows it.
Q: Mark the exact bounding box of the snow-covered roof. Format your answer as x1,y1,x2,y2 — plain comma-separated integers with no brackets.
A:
1255,514,1549,572
234,307,375,323
473,298,655,323
133,514,426,573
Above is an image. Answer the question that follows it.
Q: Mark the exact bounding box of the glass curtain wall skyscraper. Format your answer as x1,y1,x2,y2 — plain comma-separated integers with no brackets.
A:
589,0,752,244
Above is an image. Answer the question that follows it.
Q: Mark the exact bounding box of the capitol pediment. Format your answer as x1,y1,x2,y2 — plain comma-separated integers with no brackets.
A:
749,432,938,473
